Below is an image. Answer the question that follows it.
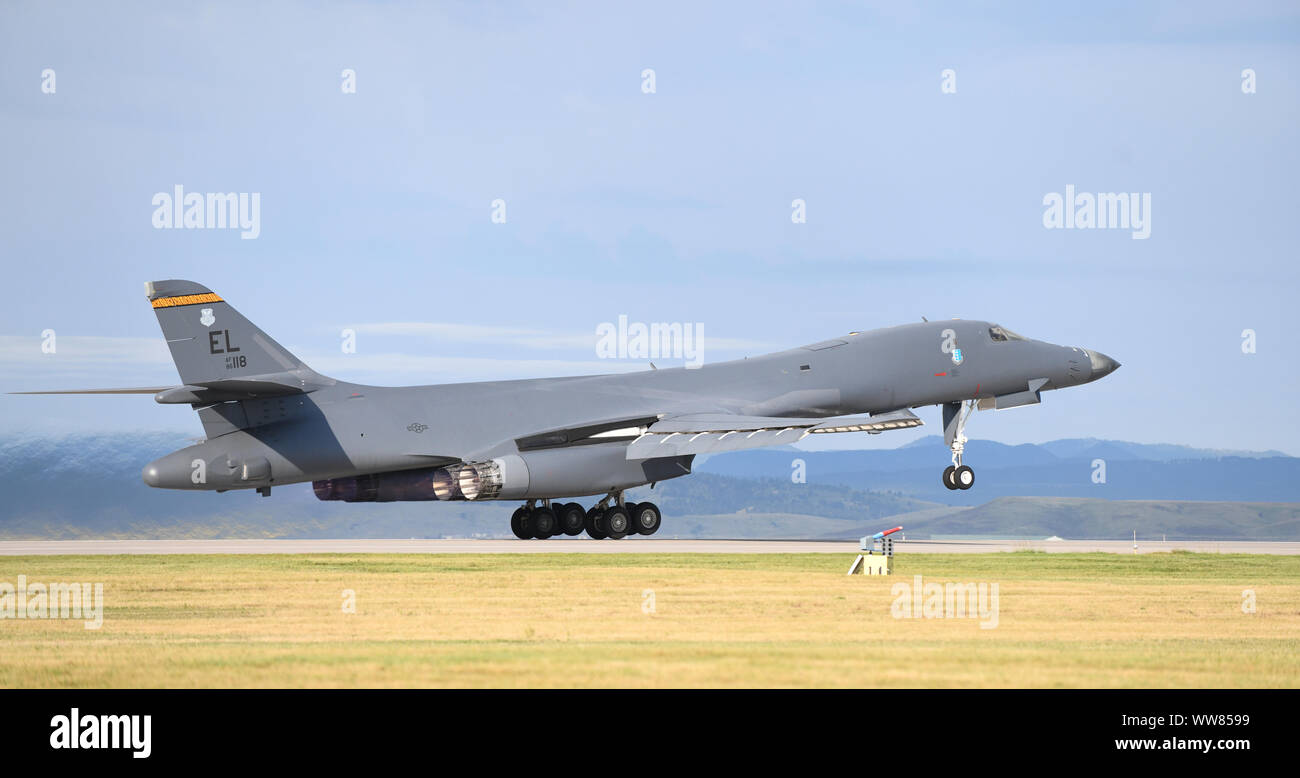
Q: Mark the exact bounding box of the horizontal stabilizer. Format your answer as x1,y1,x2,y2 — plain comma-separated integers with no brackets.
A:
155,375,319,404
13,371,327,405
13,282,331,425
10,386,171,395
625,409,922,459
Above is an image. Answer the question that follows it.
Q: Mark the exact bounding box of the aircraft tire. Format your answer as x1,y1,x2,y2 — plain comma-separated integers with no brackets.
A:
585,506,608,540
532,507,558,538
954,465,975,490
604,506,630,539
630,501,662,535
942,466,957,490
557,502,586,536
510,507,532,539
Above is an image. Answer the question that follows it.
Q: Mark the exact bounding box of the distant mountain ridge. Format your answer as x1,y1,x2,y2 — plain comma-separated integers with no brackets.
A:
0,432,1296,540
822,497,1300,541
897,435,1288,461
697,437,1300,504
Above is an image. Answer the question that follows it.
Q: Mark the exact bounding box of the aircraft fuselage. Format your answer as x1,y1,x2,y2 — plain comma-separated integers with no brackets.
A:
141,318,1117,498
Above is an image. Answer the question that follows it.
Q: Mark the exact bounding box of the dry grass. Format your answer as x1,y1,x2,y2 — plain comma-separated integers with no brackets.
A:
0,552,1297,687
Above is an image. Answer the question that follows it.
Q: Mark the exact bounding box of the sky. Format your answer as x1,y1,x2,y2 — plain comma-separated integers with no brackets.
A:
0,1,1297,453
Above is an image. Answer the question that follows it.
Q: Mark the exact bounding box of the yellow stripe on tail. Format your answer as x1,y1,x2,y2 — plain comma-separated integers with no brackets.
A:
150,292,224,309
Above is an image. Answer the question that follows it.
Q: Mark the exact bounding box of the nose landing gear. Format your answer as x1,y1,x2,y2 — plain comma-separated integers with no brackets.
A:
942,400,977,491
943,464,974,490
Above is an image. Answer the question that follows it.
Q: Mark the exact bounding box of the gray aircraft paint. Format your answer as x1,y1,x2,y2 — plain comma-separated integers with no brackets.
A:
18,280,1119,502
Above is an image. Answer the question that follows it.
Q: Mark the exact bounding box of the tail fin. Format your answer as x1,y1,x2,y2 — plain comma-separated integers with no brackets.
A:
146,280,317,386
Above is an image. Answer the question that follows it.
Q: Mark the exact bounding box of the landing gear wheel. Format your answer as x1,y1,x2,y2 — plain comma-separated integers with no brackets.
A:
531,507,557,538
954,465,975,490
942,400,978,491
630,501,661,535
510,507,532,539
603,506,630,539
556,502,586,536
584,506,608,540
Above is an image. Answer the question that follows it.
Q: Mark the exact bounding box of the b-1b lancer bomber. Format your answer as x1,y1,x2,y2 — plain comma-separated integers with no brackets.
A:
20,281,1119,539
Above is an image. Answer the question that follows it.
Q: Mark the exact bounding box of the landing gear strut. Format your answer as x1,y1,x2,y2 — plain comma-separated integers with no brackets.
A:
942,400,977,491
585,492,630,539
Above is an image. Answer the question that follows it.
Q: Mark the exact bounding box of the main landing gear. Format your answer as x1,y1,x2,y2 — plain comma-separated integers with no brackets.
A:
941,400,977,491
510,493,662,540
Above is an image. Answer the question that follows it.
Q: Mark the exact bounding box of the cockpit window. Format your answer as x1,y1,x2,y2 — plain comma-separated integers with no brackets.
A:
989,325,1026,342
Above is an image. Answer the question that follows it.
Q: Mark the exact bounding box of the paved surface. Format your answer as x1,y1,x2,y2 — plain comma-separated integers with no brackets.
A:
896,539,1300,555
0,538,1296,555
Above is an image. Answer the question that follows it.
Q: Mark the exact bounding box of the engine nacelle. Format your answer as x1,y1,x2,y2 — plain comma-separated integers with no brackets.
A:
436,447,692,501
313,467,445,502
313,447,693,503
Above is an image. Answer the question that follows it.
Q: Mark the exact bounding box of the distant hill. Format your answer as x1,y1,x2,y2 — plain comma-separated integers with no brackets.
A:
822,497,1300,541
0,433,935,539
900,435,1288,461
0,431,515,539
0,432,1297,540
696,437,1300,503
626,473,937,522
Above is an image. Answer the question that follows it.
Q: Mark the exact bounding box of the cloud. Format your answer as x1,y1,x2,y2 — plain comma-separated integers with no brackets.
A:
0,334,652,388
345,321,774,354
307,353,639,384
0,335,172,373
348,322,592,350
0,335,170,363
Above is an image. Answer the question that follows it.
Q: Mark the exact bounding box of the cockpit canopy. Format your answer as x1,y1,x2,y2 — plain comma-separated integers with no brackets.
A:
988,324,1027,342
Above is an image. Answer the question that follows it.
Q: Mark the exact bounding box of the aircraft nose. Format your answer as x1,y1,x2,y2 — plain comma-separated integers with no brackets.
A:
1087,350,1121,379
142,464,161,487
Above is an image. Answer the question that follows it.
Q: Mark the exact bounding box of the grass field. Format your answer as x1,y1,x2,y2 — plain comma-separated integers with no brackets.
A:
1,552,1297,687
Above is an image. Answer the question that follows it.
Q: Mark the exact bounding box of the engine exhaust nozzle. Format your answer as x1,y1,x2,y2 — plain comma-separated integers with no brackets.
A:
457,461,503,501
432,465,466,501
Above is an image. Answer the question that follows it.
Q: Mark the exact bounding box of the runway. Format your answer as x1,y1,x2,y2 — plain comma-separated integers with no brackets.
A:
0,538,1297,555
